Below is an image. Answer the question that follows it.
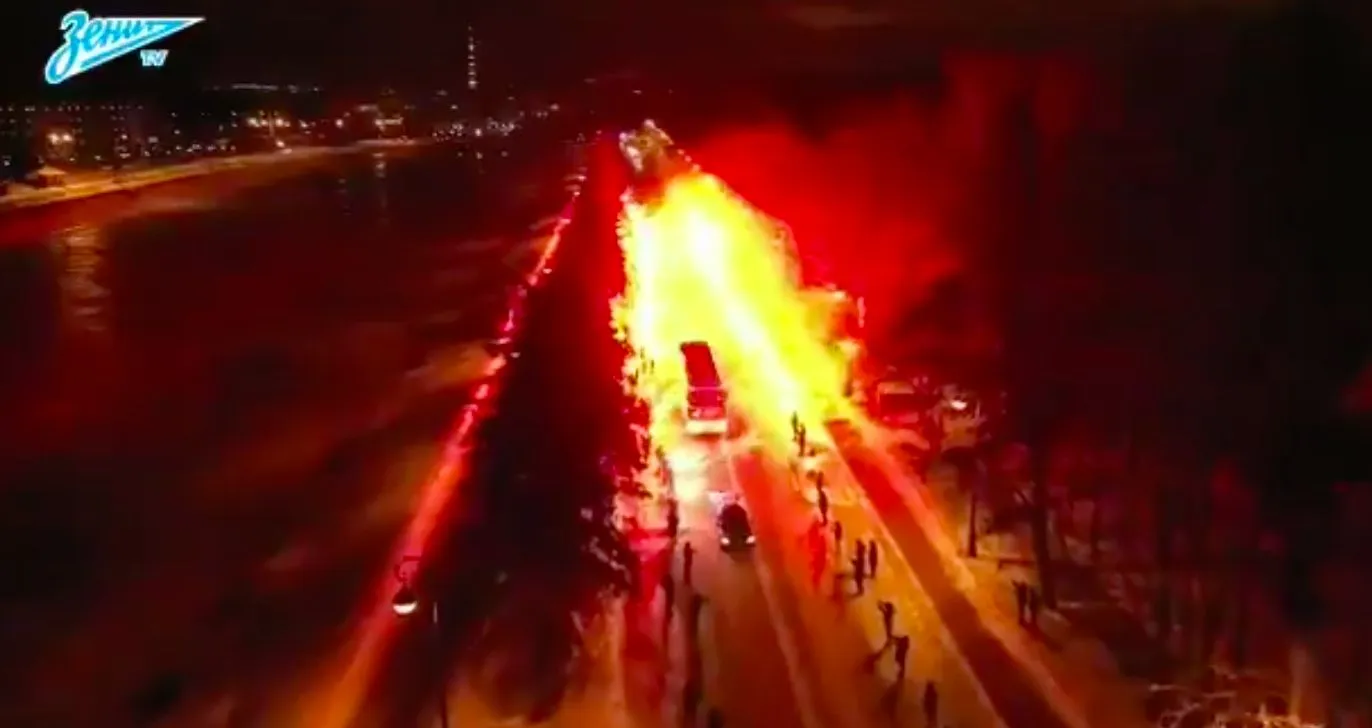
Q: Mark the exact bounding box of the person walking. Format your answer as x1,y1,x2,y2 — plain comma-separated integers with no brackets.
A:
661,570,676,626
922,681,940,726
817,489,830,525
689,593,706,639
1013,580,1028,625
877,600,896,642
682,675,702,724
854,541,868,580
867,538,879,577
893,635,910,680
681,541,695,588
851,553,867,596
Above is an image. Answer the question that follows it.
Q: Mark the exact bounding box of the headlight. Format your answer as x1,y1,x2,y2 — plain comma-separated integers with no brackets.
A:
746,535,756,544
720,537,730,546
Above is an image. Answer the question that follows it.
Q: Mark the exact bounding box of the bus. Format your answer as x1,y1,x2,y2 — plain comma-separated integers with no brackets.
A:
680,341,728,435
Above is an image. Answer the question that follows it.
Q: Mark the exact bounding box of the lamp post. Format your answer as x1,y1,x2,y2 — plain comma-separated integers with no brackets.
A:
392,556,451,728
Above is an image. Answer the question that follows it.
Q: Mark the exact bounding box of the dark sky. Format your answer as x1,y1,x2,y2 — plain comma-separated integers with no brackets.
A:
0,0,665,98
8,1,1364,100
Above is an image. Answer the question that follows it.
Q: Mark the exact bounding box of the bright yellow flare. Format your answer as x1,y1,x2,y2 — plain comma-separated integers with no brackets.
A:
614,173,864,456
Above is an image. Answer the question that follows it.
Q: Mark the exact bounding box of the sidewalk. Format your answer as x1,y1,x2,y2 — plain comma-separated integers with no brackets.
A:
864,422,1322,728
0,147,357,211
847,427,1142,728
744,447,1005,728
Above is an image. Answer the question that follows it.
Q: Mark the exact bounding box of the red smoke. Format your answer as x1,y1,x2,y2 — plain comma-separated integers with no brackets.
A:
685,53,1095,355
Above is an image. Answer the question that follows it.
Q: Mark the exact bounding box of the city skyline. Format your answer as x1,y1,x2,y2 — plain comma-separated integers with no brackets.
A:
0,3,641,99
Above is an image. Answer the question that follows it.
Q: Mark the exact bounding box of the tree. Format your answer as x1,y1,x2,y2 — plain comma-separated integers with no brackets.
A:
433,148,647,718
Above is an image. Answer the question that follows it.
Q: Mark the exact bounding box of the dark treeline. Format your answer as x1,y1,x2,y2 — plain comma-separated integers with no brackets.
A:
394,138,646,721
983,2,1372,715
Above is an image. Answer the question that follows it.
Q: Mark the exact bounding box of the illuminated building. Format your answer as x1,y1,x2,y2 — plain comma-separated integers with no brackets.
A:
0,103,150,173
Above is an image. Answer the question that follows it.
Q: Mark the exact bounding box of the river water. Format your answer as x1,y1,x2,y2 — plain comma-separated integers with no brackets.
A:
0,139,579,725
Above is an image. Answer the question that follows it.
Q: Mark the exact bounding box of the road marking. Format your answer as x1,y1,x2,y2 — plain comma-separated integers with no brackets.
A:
721,452,825,728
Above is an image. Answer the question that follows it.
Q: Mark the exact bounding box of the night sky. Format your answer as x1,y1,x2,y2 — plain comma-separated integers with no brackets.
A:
0,0,686,98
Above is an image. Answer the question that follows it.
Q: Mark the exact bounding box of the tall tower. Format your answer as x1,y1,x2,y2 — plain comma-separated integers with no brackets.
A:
466,25,479,91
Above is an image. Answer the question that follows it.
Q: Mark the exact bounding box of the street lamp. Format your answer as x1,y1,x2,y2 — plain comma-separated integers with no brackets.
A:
392,556,451,728
392,583,419,616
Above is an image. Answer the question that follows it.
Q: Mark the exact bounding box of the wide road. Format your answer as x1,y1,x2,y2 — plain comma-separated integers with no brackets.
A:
0,138,579,727
653,417,1007,728
833,428,1076,728
662,436,812,728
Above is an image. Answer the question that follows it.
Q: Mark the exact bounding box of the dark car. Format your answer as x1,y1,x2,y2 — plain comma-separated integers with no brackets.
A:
717,502,755,551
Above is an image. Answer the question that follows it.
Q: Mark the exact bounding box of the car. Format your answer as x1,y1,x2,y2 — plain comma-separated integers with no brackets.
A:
717,502,755,551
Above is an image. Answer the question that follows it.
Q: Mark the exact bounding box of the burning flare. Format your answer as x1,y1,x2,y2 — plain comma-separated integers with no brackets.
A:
613,172,864,457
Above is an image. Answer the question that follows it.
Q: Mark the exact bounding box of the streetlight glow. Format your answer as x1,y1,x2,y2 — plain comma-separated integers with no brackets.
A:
391,585,419,616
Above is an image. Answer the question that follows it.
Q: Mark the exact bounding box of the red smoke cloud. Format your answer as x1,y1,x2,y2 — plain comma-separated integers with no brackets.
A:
684,54,1094,354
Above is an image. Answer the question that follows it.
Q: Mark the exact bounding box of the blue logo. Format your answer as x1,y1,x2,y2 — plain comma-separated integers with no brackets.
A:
44,10,203,84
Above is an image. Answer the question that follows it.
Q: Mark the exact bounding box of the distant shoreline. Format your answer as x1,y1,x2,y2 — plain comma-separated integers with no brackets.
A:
0,142,422,212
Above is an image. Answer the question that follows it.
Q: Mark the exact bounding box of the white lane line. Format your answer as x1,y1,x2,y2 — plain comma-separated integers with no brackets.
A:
721,451,825,728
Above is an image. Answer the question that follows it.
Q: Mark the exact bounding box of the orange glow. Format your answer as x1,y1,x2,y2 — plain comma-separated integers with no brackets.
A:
295,205,574,728
614,172,866,459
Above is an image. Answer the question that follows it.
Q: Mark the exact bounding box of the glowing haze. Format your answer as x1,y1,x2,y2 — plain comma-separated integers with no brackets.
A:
614,172,862,461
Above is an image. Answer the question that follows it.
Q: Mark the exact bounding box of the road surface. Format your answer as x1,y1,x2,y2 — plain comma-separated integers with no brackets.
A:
832,427,1077,728
643,415,1008,728
0,139,578,727
660,437,811,728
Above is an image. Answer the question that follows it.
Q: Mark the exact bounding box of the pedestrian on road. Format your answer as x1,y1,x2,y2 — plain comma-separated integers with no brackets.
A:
832,520,844,553
662,570,676,624
851,554,867,596
922,681,940,726
814,469,826,493
1012,580,1028,625
797,423,808,456
854,541,868,580
1027,586,1041,628
877,600,896,642
682,541,695,588
868,538,879,577
817,489,830,525
667,508,680,542
791,411,800,440
682,675,701,723
893,635,910,680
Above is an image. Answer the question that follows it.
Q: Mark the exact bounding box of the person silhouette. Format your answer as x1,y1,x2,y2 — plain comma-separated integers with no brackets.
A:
893,635,911,680
878,600,896,642
681,541,695,587
922,681,940,726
